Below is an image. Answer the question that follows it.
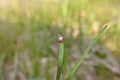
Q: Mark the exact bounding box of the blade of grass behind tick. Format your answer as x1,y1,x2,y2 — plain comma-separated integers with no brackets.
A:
66,25,110,80
13,53,18,80
56,43,64,80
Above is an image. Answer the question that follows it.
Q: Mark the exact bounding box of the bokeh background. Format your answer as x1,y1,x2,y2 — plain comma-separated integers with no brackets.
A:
0,0,120,80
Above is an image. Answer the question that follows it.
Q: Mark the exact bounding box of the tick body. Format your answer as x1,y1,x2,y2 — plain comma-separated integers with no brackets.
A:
57,34,64,43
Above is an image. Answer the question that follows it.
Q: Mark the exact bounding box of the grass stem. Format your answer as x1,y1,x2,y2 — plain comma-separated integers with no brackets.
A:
13,53,18,80
56,42,64,80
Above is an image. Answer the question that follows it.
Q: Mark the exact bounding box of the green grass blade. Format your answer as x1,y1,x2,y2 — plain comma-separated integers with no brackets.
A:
56,43,64,80
13,53,18,80
66,25,109,80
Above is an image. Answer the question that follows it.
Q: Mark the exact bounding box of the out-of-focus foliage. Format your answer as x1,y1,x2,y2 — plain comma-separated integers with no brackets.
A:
0,0,120,80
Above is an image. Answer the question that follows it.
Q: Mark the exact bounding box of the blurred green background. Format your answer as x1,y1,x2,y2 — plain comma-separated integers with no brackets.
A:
0,0,120,80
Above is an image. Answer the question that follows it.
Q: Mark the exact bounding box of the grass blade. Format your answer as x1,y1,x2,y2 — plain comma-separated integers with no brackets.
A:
13,53,18,80
66,24,109,80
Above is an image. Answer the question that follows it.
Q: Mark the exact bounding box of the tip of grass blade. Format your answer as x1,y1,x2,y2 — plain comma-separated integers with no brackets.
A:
102,24,109,29
102,16,120,31
101,24,110,32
